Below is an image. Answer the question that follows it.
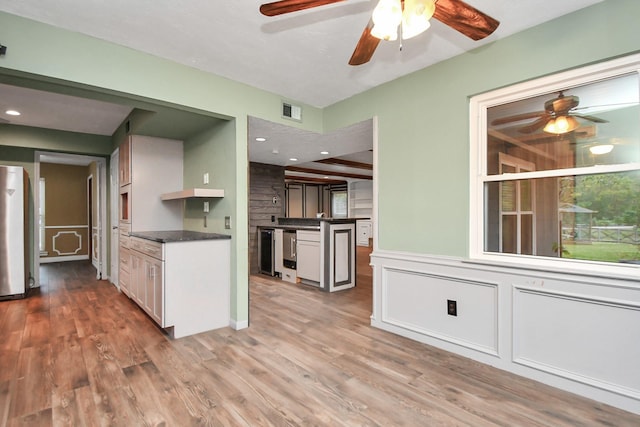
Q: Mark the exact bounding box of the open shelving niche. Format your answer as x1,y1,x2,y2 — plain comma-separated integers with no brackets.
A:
161,188,224,200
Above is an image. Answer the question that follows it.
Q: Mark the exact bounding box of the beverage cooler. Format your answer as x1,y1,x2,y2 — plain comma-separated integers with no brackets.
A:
258,227,275,276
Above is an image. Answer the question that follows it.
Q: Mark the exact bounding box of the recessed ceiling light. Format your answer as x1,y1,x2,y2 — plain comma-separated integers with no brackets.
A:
320,151,329,155
5,110,20,116
255,137,266,142
289,158,298,161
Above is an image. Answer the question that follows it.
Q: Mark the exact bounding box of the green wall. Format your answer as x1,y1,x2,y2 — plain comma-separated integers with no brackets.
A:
323,0,640,256
182,120,244,321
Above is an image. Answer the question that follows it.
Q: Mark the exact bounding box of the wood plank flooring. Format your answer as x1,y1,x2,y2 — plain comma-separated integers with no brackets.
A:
1,251,638,426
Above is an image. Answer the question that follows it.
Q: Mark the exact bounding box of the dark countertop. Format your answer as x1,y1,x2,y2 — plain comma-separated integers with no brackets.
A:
130,230,232,243
275,225,321,231
277,217,360,227
258,225,321,231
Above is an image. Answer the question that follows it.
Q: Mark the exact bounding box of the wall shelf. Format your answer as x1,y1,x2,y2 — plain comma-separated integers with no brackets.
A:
161,188,224,200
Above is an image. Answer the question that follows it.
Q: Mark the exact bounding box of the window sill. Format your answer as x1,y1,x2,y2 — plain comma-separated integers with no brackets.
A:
464,254,640,286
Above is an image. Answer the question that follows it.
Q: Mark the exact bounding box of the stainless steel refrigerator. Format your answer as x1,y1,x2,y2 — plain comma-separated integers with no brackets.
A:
0,165,29,300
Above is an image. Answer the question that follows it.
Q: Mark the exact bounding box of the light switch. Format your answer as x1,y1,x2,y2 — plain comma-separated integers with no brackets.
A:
225,216,231,229
203,172,209,185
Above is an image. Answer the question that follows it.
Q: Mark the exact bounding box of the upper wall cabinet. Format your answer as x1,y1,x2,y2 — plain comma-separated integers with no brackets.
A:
119,136,131,187
119,135,184,232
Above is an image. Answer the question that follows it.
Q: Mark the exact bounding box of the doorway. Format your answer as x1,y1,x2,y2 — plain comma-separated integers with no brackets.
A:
34,151,108,287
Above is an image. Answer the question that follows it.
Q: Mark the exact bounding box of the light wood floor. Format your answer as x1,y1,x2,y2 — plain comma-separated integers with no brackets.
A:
1,250,638,426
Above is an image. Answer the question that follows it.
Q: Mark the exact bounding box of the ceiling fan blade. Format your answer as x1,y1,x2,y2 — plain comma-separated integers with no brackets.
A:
573,114,609,124
491,111,546,126
433,0,500,41
518,115,550,134
349,20,381,66
260,0,345,16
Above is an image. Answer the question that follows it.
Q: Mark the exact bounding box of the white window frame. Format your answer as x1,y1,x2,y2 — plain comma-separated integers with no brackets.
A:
469,53,640,280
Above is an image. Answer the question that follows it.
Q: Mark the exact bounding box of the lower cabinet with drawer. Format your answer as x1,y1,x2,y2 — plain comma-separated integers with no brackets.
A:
129,237,164,326
125,233,231,339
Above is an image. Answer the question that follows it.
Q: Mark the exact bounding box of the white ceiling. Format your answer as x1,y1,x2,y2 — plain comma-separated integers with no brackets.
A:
0,0,604,108
0,0,604,173
0,83,132,136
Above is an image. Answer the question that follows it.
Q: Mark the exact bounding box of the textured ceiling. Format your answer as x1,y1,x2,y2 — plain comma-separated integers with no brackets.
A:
0,0,606,172
0,0,604,108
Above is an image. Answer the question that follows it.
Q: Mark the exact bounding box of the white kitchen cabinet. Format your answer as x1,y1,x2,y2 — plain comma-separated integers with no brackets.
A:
118,135,183,296
274,219,357,292
127,232,230,338
119,247,131,297
349,180,373,218
357,220,372,247
297,230,321,284
129,136,183,232
129,237,164,325
325,222,355,292
144,256,163,325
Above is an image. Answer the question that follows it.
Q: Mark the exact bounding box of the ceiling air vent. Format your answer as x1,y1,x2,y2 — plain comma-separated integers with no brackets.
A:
282,102,302,121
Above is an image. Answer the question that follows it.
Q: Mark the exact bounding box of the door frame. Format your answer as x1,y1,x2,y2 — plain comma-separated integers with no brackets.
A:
110,148,119,288
34,151,109,285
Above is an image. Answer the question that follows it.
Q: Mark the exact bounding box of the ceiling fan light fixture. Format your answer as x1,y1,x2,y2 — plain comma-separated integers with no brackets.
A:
401,0,435,39
589,144,614,155
543,115,579,134
371,23,399,41
371,0,402,40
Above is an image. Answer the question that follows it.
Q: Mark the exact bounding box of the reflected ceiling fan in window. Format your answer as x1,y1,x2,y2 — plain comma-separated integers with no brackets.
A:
259,0,500,65
491,91,609,135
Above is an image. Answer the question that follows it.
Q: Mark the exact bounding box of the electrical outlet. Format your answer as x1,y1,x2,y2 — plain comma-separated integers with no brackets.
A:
203,201,209,213
225,216,231,229
203,172,209,185
447,300,457,316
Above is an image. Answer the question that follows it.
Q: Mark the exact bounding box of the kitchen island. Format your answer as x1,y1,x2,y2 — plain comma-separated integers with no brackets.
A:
125,230,231,338
274,218,357,292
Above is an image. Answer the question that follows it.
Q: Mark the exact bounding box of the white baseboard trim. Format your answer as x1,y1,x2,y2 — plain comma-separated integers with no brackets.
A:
231,318,249,330
40,255,90,263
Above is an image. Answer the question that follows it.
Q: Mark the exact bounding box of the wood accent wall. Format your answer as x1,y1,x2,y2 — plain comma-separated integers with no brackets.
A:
249,162,285,274
40,163,90,260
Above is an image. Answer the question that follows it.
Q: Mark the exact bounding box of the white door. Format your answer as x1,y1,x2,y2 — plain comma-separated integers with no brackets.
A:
89,161,106,280
110,149,119,287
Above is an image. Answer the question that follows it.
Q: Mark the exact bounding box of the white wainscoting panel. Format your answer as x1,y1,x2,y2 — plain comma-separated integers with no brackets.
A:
370,249,640,415
513,286,640,399
382,267,498,355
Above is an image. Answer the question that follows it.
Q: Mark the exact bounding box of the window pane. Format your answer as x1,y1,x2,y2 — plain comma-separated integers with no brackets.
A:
501,215,517,254
501,181,516,211
521,214,533,255
331,191,347,218
486,171,640,263
487,74,640,175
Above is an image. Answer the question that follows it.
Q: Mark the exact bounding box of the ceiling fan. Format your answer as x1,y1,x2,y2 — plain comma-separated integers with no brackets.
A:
491,91,609,135
259,0,500,66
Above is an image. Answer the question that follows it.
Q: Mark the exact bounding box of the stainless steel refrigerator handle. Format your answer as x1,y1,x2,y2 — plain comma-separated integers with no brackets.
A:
291,238,296,257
